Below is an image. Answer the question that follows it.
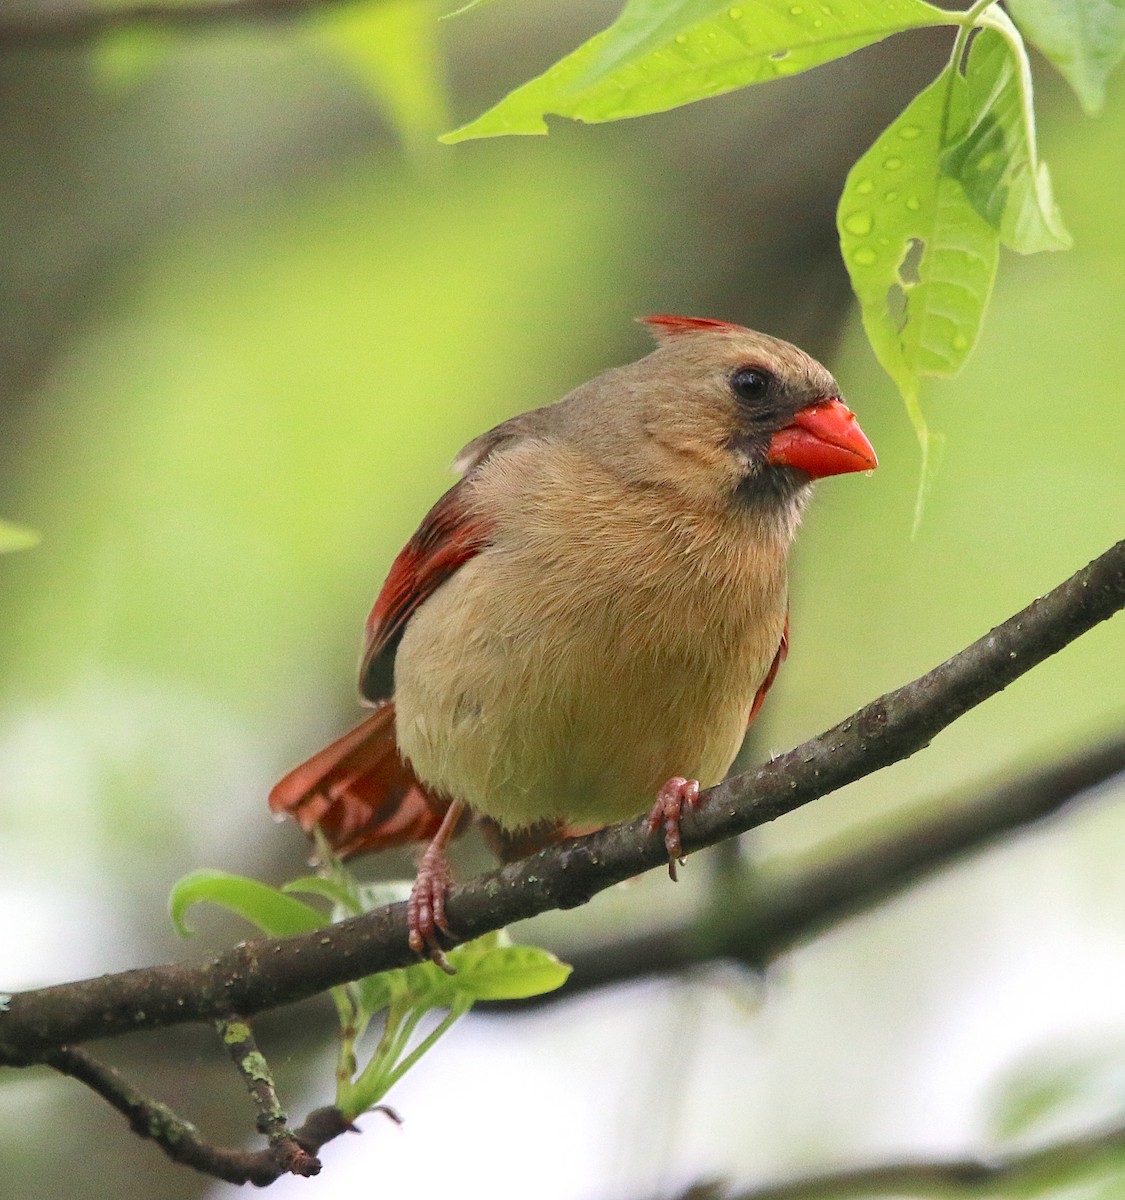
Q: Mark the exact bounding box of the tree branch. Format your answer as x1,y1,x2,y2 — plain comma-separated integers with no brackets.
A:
43,1045,351,1185
1,539,1122,1067
715,1117,1125,1199
543,729,1125,995
215,1014,321,1177
0,0,353,50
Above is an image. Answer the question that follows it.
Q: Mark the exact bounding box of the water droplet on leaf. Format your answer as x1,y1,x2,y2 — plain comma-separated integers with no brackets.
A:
898,124,922,140
855,178,874,195
852,247,878,266
843,211,873,236
883,156,903,171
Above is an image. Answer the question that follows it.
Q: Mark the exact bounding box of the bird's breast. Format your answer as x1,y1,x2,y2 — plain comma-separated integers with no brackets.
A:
393,446,791,831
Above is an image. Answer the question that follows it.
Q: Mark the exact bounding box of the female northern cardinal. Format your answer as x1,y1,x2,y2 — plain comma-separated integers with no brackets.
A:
270,316,876,966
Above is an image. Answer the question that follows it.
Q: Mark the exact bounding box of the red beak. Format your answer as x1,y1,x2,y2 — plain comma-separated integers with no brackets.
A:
766,397,877,480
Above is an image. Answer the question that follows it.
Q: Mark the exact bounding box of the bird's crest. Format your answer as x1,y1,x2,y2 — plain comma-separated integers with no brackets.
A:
642,315,745,342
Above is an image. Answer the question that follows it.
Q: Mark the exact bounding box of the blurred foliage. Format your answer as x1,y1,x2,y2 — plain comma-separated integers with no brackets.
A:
171,864,568,1118
439,0,1117,443
0,1,1122,1198
0,520,39,553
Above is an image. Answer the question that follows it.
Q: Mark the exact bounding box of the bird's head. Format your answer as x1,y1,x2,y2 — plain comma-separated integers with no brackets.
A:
578,315,877,513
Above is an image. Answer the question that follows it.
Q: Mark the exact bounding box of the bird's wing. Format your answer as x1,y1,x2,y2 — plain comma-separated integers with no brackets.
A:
359,410,556,702
748,612,789,726
359,479,494,702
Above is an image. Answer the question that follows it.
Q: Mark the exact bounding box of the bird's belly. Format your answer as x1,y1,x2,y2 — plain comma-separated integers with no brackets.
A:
392,554,783,832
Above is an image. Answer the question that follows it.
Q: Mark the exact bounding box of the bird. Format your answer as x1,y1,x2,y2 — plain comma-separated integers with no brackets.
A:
269,315,877,968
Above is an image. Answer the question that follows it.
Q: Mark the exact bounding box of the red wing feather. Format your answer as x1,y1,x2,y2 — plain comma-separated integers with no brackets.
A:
748,613,789,726
268,702,450,857
360,480,493,703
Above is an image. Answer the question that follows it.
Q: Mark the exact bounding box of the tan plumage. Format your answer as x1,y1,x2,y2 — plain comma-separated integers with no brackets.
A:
270,316,876,962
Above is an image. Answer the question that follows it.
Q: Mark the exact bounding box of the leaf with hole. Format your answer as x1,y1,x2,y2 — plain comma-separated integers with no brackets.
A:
442,0,950,142
838,62,999,400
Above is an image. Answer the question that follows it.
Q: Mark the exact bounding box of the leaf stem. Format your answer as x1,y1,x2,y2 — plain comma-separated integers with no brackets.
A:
939,0,995,144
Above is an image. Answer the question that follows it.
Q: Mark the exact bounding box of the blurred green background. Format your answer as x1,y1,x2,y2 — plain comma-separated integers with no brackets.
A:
1,2,1123,1198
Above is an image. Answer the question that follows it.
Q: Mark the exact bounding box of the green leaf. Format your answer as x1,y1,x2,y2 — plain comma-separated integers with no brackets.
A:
169,869,327,938
0,520,39,553
283,875,363,916
315,0,449,154
582,0,948,84
838,63,1000,400
990,1044,1125,1141
444,941,572,1000
442,0,950,143
943,23,1071,254
353,970,402,1014
1006,0,1125,115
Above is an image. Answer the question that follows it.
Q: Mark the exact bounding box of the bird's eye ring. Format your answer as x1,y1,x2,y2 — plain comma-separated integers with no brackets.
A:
730,366,773,404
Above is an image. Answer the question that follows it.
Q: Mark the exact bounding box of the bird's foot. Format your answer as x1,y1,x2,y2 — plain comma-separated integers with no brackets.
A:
646,776,701,882
408,846,455,974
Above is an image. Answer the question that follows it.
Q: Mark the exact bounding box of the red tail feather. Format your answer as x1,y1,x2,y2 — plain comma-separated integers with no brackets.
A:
268,702,449,857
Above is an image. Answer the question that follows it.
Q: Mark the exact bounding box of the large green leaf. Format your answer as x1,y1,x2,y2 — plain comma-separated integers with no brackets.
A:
169,869,327,938
837,63,999,400
943,23,1071,254
1006,0,1125,115
443,0,950,142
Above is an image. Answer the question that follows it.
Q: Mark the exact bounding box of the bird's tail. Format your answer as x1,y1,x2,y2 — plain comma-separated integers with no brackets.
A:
268,702,448,857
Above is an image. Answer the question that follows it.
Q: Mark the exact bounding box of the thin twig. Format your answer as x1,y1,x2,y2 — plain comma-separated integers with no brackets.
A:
0,540,1122,1066
43,1045,351,1185
215,1014,320,1177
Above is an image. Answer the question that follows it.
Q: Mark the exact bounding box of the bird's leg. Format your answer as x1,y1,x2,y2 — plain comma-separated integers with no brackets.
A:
646,776,701,881
407,799,465,974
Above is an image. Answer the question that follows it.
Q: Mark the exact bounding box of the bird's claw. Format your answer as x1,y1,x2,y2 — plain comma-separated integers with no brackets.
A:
646,776,701,881
407,853,455,974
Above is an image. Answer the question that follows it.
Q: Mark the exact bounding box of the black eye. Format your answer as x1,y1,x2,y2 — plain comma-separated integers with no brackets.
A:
730,366,774,404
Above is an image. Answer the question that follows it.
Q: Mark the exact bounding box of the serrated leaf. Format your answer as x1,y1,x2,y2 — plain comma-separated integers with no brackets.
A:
838,63,999,399
943,24,1071,254
1006,0,1125,115
442,0,949,143
315,0,448,154
169,869,327,938
0,520,39,553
